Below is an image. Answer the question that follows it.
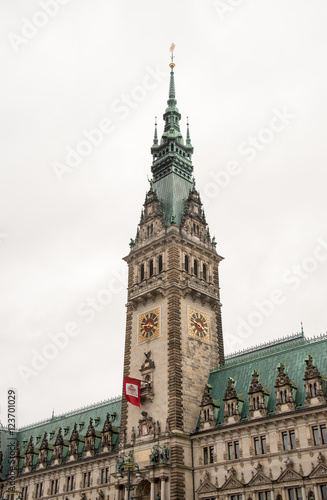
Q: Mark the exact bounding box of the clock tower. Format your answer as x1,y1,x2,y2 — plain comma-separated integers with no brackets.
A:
120,47,224,499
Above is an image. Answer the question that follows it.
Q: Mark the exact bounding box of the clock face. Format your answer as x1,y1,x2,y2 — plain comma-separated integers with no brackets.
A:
138,308,160,343
189,308,210,342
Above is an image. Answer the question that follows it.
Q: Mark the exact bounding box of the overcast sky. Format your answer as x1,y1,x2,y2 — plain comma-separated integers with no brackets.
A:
1,0,327,428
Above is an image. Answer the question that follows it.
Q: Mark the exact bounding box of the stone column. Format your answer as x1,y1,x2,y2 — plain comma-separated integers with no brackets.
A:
150,478,155,500
124,485,128,500
160,475,167,500
313,485,320,500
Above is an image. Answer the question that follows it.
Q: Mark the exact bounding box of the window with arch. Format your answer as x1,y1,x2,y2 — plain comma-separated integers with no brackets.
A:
140,264,145,281
194,259,198,277
158,255,163,273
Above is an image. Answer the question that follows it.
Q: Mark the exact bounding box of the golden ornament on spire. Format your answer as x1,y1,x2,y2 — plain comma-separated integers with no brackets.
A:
169,42,175,68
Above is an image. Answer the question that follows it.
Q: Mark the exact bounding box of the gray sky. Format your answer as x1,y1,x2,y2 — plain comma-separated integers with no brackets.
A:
1,0,327,427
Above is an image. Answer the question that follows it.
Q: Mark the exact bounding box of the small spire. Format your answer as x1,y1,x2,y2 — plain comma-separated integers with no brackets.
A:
186,116,192,145
301,321,304,336
168,43,177,107
153,116,158,145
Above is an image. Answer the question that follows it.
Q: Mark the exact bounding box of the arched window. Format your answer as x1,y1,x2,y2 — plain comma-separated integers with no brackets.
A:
203,263,207,281
194,259,198,277
151,223,153,234
158,255,163,273
185,255,189,273
149,260,153,277
140,264,144,281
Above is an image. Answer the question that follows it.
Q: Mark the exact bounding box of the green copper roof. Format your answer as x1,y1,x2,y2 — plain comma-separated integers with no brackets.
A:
204,333,327,428
0,397,121,479
150,54,194,227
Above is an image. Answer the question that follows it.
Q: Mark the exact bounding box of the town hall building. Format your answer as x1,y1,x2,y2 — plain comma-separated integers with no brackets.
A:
1,48,327,500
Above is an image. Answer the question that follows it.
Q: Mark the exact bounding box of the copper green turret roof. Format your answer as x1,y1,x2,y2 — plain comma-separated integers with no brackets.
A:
151,46,194,226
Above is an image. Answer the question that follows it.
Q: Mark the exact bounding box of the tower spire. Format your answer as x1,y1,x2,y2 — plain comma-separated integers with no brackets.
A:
186,116,192,146
167,43,177,107
150,44,194,226
153,116,158,146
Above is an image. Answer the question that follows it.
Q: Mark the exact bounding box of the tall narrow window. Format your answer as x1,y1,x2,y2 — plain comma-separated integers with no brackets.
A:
254,437,260,455
149,260,154,277
159,255,163,273
185,255,189,273
203,263,207,280
140,264,144,281
194,259,198,277
261,435,267,454
203,447,208,465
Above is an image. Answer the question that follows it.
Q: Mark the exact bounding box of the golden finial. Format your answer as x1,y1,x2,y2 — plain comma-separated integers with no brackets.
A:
169,43,175,68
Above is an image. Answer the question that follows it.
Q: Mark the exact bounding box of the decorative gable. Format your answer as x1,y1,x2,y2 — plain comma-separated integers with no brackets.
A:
101,413,113,453
248,471,272,486
196,479,218,495
199,384,219,430
309,463,327,479
304,355,327,407
223,377,244,424
248,370,269,420
277,464,303,483
84,418,95,457
37,432,49,469
133,188,166,249
220,475,244,490
275,363,297,414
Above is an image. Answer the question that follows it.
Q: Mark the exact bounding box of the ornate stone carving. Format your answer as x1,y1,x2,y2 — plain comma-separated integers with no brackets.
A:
140,351,155,403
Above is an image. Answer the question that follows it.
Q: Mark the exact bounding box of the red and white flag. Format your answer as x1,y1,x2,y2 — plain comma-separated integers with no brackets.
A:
124,377,141,407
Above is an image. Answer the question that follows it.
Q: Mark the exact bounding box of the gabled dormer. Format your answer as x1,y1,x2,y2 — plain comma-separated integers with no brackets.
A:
37,432,49,469
132,188,166,251
199,384,220,430
22,437,34,473
223,377,244,425
68,423,79,461
304,354,327,407
248,370,269,420
84,418,95,457
52,427,64,465
274,363,297,414
101,413,113,453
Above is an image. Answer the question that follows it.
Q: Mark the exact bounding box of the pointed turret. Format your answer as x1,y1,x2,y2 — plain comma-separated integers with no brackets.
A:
152,117,158,146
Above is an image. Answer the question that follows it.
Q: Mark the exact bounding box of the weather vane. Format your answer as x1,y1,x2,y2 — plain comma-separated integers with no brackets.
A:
170,43,175,68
